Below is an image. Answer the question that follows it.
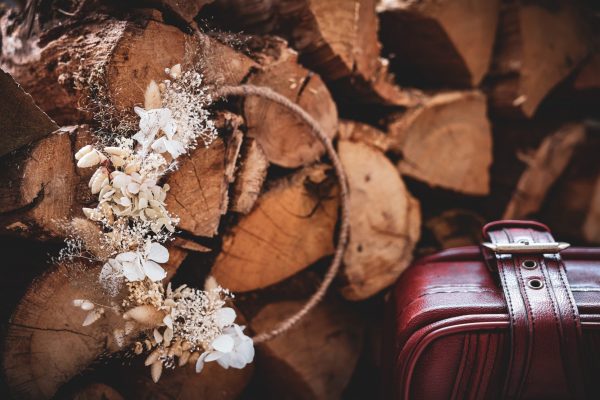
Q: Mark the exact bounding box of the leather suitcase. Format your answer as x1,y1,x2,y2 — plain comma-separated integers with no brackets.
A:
383,220,600,399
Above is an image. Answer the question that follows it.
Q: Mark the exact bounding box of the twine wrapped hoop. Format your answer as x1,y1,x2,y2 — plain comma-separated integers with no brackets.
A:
213,85,350,344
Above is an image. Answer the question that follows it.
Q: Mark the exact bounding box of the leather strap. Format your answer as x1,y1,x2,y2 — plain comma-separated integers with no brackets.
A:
483,221,586,399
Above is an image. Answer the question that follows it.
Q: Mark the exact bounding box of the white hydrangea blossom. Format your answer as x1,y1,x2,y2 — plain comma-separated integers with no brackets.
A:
195,324,255,372
101,241,169,283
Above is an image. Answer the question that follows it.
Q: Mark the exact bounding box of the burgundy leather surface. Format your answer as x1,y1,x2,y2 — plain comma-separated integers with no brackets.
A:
383,221,600,400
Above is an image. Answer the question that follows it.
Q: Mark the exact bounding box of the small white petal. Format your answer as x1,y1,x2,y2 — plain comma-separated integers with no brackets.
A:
77,150,101,168
151,137,168,154
115,252,138,262
75,145,93,160
205,351,224,362
143,260,167,282
80,300,94,311
195,352,208,373
147,242,169,263
122,260,145,282
163,314,173,329
72,299,84,307
212,335,234,353
168,64,181,79
144,80,162,110
163,327,173,346
153,328,163,344
215,307,236,328
127,182,140,194
82,309,103,326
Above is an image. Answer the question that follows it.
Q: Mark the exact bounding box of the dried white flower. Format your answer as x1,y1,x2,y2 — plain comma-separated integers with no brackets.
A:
132,107,177,152
102,241,169,283
76,148,106,168
195,324,254,372
82,308,104,326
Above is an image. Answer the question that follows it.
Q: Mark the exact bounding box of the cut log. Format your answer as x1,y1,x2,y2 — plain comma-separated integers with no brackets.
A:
153,0,214,23
70,383,125,400
0,15,187,125
208,0,418,106
211,164,339,292
538,125,600,243
338,119,392,153
251,300,364,400
2,263,125,400
425,209,485,250
378,0,501,87
489,0,590,117
503,123,586,219
387,91,493,196
165,138,228,238
117,359,253,400
338,139,421,300
230,137,269,214
0,126,93,240
2,249,189,400
0,13,255,126
0,68,58,157
244,39,338,168
583,176,600,244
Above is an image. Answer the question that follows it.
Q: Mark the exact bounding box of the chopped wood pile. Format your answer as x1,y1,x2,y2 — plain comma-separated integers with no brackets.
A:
0,0,598,398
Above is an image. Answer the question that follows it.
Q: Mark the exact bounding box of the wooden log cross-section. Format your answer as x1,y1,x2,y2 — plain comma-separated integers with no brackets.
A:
2,245,189,400
250,300,364,400
387,91,493,196
244,39,338,168
211,164,339,291
378,0,501,87
489,0,590,117
338,122,421,300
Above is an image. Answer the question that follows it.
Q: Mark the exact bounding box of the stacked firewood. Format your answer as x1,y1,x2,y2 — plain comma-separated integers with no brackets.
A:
0,0,598,398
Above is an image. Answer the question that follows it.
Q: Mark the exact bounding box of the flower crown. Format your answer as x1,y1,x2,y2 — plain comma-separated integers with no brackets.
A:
68,65,253,382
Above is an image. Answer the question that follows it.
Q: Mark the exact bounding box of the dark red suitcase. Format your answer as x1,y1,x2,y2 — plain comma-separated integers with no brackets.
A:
383,220,600,399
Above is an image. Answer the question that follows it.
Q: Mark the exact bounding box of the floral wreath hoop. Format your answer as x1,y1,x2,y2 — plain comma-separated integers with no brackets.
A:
68,65,349,382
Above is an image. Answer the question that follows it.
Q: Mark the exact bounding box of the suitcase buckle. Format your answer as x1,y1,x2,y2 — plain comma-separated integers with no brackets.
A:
482,242,570,254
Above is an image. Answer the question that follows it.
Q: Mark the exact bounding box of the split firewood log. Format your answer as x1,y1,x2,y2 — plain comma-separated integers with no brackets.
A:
338,137,421,300
152,0,214,23
250,300,364,400
243,38,338,168
425,209,486,250
0,125,93,240
583,176,600,244
0,14,186,125
2,245,188,400
378,0,501,87
209,0,419,106
230,137,269,214
0,12,255,125
165,138,228,238
338,119,392,153
211,164,339,292
387,91,493,196
503,123,586,219
117,362,253,400
2,262,125,400
69,383,125,400
539,126,600,243
0,68,58,156
489,0,590,117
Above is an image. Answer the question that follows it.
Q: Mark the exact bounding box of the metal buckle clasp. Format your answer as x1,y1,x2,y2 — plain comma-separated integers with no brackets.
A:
482,242,570,254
